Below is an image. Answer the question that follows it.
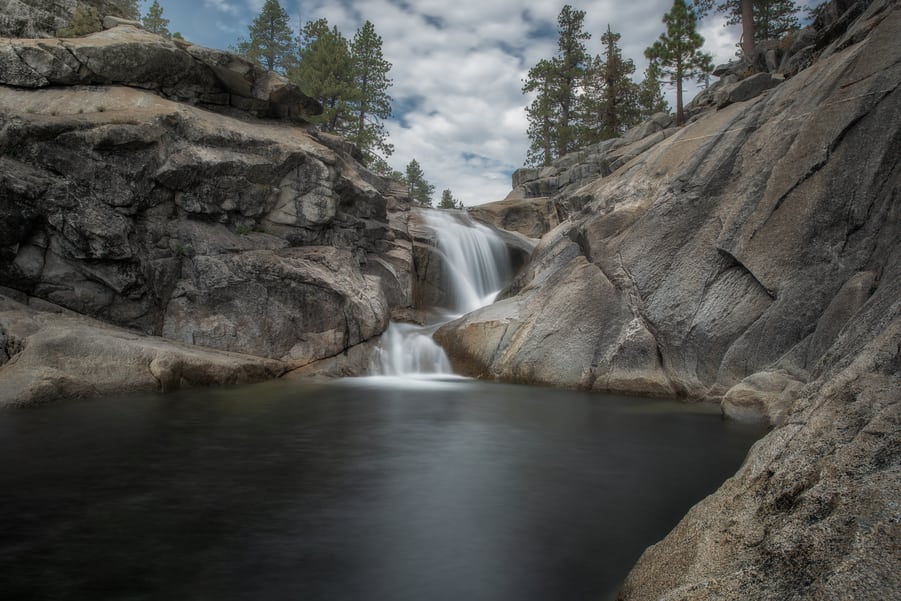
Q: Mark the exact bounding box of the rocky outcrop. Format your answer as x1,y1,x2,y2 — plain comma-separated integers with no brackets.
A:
0,291,287,407
437,0,899,414
617,262,900,600
0,0,128,39
0,27,415,402
0,24,322,120
467,197,560,239
436,1,900,597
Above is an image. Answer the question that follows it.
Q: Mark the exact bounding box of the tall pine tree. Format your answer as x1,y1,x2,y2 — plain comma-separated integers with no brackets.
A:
142,1,170,38
637,64,671,119
522,5,591,165
405,159,435,207
349,21,394,167
293,19,356,134
234,0,297,74
645,0,713,126
522,59,558,167
552,5,591,157
581,25,639,143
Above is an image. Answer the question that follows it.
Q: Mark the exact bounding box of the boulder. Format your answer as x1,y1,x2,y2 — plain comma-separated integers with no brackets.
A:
0,27,322,120
0,294,287,407
467,197,561,239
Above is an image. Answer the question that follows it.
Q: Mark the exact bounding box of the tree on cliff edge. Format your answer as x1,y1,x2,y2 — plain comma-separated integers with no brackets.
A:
234,0,297,74
581,25,640,143
522,5,591,165
293,19,356,133
143,1,171,38
645,0,713,126
405,159,435,207
349,21,395,168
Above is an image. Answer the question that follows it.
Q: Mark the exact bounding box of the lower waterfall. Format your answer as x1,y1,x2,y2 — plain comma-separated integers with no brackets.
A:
369,209,513,377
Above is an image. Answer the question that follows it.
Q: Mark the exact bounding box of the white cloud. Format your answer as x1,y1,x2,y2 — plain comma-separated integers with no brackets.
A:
204,0,242,17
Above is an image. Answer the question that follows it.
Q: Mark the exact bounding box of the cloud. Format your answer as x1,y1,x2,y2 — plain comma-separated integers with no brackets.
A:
173,1,753,206
204,0,242,17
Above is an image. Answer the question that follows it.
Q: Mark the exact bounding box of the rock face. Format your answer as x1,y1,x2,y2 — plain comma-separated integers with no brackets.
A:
0,27,415,402
436,1,900,598
438,0,900,418
0,292,287,408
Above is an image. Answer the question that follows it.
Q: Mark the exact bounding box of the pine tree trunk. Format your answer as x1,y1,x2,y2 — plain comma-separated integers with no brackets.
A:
675,62,684,126
741,0,755,56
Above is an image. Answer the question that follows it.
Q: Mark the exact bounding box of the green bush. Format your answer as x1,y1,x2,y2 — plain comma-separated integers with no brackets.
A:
57,6,102,37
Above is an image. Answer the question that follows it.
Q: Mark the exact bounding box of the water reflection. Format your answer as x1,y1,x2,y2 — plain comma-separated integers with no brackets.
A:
0,380,764,601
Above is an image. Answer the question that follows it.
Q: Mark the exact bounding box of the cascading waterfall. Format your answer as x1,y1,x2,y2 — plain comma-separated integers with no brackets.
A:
370,210,513,377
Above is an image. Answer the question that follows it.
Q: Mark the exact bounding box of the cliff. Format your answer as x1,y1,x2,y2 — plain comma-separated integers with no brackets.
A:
437,1,900,597
0,22,417,405
438,0,899,424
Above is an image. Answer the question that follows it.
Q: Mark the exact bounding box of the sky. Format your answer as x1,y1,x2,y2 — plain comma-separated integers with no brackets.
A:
139,0,746,206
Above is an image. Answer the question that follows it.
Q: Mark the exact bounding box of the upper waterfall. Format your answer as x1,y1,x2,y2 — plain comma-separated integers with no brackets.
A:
369,209,513,377
420,210,513,316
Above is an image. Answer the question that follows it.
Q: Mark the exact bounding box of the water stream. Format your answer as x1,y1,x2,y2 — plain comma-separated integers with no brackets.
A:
370,209,513,377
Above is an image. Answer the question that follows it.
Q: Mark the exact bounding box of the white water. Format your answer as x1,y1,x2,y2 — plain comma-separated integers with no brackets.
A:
370,210,513,377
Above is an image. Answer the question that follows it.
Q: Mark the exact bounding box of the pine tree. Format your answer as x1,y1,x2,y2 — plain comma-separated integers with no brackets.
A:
637,64,671,119
438,189,461,210
645,0,713,126
693,0,801,54
552,5,591,156
581,25,640,143
349,21,394,167
234,0,297,74
405,159,435,207
293,19,356,134
522,59,558,167
521,5,591,165
143,1,171,38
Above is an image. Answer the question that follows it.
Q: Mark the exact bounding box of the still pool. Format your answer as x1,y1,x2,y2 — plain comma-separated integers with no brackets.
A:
0,378,766,601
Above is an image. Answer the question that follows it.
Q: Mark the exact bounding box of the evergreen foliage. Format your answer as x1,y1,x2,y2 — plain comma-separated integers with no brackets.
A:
581,25,640,143
143,0,171,38
645,0,713,126
405,159,435,207
523,59,558,167
57,6,102,37
693,0,801,52
522,5,591,166
293,19,356,133
111,0,140,20
234,0,297,74
637,64,671,118
438,189,463,210
349,21,394,167
552,5,591,157
291,19,395,169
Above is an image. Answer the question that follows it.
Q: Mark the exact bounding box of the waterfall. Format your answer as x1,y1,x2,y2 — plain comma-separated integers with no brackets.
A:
369,210,512,377
420,210,512,315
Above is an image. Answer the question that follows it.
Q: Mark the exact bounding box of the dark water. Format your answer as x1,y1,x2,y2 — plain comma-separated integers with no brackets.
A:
0,378,765,601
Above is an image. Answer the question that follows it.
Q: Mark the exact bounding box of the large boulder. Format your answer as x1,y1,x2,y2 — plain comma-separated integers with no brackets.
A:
0,292,287,407
467,196,560,239
0,25,322,120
